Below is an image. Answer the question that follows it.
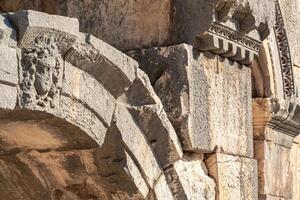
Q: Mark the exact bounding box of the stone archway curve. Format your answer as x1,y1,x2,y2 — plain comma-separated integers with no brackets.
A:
0,10,184,199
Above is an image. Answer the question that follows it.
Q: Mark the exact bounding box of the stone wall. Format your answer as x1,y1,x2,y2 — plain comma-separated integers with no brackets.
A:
0,0,299,200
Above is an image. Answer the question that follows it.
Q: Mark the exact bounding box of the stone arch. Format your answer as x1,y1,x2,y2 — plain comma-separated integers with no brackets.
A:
0,10,185,200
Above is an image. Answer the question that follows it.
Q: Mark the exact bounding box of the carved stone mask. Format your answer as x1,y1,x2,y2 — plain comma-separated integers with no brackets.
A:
34,57,56,96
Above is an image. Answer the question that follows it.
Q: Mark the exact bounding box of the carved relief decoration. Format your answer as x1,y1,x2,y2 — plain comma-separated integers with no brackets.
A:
209,22,261,52
274,0,295,98
20,35,63,109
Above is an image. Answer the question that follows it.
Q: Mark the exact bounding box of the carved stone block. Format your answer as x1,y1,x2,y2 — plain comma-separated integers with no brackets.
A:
205,153,258,200
19,35,63,111
130,44,253,157
123,69,183,168
65,34,137,98
164,156,216,200
8,10,79,50
60,95,107,147
62,62,115,126
114,103,161,187
194,23,258,65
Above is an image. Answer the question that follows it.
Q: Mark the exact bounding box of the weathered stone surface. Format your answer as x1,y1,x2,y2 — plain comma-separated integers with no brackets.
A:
66,34,137,98
0,2,299,199
8,10,79,50
254,131,293,199
114,103,161,187
131,44,253,157
153,174,174,200
1,0,172,51
93,126,150,199
0,15,17,47
122,69,183,168
0,84,17,109
60,96,107,147
205,153,258,200
0,46,18,85
62,62,115,126
165,155,216,200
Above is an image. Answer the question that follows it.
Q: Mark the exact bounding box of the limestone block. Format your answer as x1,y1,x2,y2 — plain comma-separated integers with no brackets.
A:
65,34,137,98
0,15,17,47
205,153,258,200
123,69,183,168
165,156,216,200
62,62,115,126
254,138,293,199
131,44,253,157
60,95,107,147
0,84,17,109
92,125,150,199
153,174,174,200
0,46,18,85
114,103,161,187
8,10,79,50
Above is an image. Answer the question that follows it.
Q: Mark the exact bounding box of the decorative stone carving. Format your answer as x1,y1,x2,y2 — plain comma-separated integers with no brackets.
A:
274,0,295,98
20,34,63,109
192,1,273,65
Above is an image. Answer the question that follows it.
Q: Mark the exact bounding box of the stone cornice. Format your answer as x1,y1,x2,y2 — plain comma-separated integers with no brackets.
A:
253,98,300,138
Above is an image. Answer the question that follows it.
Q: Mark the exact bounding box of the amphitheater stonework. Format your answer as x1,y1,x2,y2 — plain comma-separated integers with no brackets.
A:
0,0,299,200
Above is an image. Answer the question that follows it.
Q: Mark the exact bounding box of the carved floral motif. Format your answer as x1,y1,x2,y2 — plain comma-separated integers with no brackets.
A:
274,0,295,98
20,35,63,109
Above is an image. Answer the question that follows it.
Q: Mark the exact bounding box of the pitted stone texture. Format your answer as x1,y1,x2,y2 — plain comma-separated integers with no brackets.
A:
0,84,17,109
8,10,79,51
205,153,258,200
122,69,183,168
131,44,253,157
114,103,161,188
66,34,137,98
62,62,115,126
0,15,17,47
254,130,294,200
165,155,215,200
60,96,107,147
0,46,18,85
